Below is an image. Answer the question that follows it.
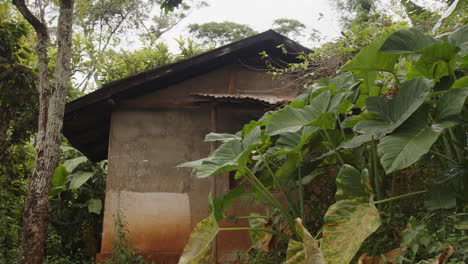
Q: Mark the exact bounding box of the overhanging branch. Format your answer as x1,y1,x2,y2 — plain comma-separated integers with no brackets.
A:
12,0,48,38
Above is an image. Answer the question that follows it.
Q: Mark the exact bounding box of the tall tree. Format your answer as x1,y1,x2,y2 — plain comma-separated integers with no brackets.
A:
12,0,74,263
188,21,257,47
272,18,306,38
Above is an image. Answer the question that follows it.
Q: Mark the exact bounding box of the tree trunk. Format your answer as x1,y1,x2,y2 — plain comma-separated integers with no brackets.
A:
13,0,75,263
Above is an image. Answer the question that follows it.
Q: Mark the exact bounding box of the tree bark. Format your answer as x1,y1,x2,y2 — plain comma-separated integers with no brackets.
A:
13,0,75,263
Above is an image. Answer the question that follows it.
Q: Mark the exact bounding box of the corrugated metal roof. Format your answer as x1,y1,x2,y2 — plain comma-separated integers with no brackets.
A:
191,93,294,105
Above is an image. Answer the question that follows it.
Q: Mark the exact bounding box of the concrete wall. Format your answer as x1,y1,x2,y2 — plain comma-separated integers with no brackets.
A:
98,64,295,263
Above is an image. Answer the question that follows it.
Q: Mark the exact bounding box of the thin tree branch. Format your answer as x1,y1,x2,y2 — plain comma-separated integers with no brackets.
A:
12,0,48,38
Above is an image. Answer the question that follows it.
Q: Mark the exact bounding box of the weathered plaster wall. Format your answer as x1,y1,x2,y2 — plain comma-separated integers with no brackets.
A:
99,64,296,263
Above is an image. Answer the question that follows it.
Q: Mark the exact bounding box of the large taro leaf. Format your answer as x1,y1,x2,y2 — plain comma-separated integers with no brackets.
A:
178,216,219,264
406,42,460,81
448,25,468,58
380,28,441,54
266,126,319,156
378,116,442,174
178,126,263,178
342,36,399,73
285,219,325,264
265,91,332,136
378,87,468,174
322,165,381,264
435,87,468,125
178,139,243,178
355,78,432,137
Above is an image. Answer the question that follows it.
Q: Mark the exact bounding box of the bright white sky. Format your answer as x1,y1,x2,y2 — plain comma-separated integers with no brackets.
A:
157,0,344,49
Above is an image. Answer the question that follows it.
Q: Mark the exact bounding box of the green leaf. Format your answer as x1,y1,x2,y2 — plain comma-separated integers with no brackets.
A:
355,78,432,137
342,111,376,129
69,172,94,189
88,199,102,214
435,87,468,123
178,216,219,264
180,139,243,178
322,165,381,264
204,133,240,142
339,135,373,149
63,156,88,173
266,91,331,135
342,36,399,73
267,127,318,156
275,152,300,185
406,42,460,81
380,28,440,54
452,76,468,88
52,165,68,187
378,117,442,174
424,184,456,210
448,25,468,48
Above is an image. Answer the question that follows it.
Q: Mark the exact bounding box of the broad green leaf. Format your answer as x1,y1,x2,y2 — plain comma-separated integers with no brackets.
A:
435,87,468,123
52,165,68,187
339,134,373,149
69,171,94,189
178,216,219,264
448,25,468,49
266,127,319,158
452,76,468,88
342,36,399,73
355,78,432,137
209,196,224,222
405,42,460,81
242,126,262,149
342,111,376,129
88,198,102,214
275,152,300,185
63,156,88,173
380,28,440,54
378,117,442,174
322,165,381,264
424,184,456,210
204,133,240,142
266,91,332,135
184,139,243,178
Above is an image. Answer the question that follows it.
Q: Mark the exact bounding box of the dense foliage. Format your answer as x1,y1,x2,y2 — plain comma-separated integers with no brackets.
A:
179,23,468,264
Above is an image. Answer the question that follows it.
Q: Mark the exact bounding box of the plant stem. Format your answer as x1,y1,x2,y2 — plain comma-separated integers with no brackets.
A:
448,128,464,163
429,150,457,164
230,215,269,219
297,162,305,223
256,149,300,217
243,167,299,238
323,130,344,164
371,137,383,201
374,190,428,204
220,227,291,240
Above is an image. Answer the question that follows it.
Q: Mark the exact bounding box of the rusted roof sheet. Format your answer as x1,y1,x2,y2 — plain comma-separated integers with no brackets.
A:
191,93,294,105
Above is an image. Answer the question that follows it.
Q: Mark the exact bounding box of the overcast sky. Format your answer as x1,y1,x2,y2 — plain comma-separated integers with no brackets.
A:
157,0,344,49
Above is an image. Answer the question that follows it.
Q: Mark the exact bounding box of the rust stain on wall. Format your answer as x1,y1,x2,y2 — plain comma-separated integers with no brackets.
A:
101,191,191,253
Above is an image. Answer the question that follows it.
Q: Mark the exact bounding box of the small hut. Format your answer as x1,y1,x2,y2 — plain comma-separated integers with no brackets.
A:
63,30,310,263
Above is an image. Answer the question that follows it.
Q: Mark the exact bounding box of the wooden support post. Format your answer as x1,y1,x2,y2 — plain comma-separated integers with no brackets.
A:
210,102,218,263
